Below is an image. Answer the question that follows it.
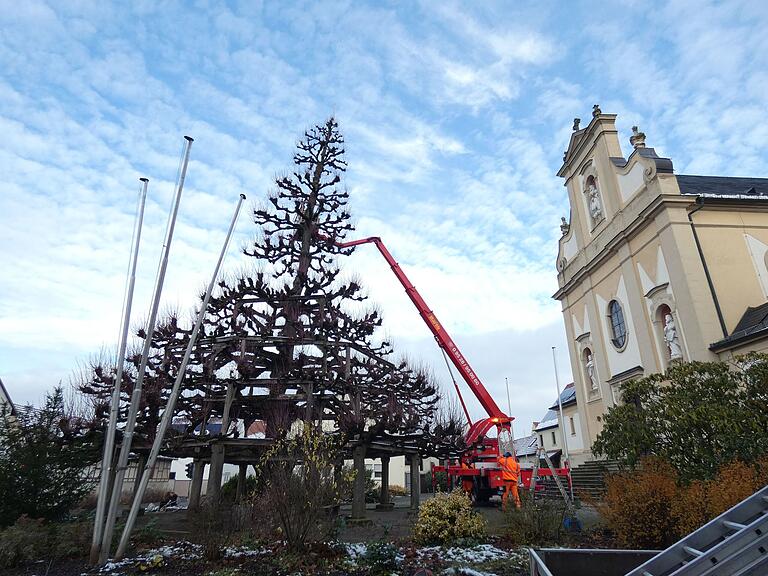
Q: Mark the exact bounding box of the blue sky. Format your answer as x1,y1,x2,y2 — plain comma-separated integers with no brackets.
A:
1,1,767,434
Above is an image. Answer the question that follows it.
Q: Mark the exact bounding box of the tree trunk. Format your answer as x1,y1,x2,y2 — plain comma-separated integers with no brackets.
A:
352,444,367,519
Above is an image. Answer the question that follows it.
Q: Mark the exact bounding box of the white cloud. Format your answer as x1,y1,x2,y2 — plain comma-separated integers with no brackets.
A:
2,0,767,438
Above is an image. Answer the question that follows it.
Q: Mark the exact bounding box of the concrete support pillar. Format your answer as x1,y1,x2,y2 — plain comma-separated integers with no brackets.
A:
236,464,248,500
188,458,205,511
207,381,235,503
207,444,225,501
351,444,367,519
377,455,392,510
410,453,421,510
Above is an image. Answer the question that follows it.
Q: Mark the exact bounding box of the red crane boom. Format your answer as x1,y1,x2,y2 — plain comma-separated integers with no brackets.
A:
332,236,512,447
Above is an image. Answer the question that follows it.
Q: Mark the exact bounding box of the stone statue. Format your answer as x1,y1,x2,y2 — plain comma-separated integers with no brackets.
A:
587,183,603,222
560,216,569,235
585,353,598,390
664,314,683,359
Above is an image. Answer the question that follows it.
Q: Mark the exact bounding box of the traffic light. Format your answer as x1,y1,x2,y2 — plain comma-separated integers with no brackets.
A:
185,461,194,479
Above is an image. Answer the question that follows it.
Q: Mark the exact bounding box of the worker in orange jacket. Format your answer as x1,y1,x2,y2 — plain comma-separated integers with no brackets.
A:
497,451,521,510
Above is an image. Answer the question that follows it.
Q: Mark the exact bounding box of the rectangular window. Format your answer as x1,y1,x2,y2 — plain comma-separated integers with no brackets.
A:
539,434,544,446
551,431,557,445
569,417,576,436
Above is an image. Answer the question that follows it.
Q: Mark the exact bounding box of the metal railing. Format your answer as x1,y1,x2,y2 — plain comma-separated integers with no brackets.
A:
528,549,554,576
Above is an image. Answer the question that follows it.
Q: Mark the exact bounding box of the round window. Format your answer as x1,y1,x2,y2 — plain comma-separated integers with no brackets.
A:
608,300,627,349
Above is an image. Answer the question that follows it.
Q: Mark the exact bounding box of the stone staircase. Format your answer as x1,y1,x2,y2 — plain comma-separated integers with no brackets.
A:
530,460,621,501
569,459,620,500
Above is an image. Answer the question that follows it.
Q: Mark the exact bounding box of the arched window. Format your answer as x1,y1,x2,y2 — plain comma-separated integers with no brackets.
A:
608,300,627,349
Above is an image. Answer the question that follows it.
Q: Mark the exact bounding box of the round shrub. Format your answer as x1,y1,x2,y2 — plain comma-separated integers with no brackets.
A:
412,490,486,545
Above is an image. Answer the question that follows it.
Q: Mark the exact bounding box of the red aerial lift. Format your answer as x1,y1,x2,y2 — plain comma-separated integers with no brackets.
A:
331,235,571,503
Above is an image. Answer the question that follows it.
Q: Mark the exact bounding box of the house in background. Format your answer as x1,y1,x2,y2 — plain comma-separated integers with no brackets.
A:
514,433,539,468
532,383,586,467
0,377,14,415
554,107,768,459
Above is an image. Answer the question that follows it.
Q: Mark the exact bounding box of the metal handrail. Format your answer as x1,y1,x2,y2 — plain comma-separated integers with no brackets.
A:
528,549,554,576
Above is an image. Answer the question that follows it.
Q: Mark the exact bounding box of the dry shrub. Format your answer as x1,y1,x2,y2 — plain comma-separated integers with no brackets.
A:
603,458,678,549
670,480,708,537
191,500,249,561
706,459,767,518
505,491,566,546
604,457,768,548
389,485,408,497
0,516,92,568
412,490,486,545
250,426,343,551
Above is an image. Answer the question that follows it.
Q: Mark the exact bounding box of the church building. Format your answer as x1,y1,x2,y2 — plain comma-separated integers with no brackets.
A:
553,106,768,464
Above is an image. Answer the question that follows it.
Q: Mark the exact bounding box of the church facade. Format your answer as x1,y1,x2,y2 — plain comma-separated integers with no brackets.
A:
553,107,768,464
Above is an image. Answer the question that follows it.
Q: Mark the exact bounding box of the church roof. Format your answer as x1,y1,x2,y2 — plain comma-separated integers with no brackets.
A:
677,175,768,199
548,382,576,411
710,302,768,351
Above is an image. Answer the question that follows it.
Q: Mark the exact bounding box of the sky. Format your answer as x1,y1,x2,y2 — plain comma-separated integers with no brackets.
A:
1,0,768,436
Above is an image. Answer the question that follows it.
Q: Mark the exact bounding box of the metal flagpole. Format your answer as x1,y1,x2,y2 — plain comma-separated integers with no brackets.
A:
100,136,194,563
89,178,149,564
115,193,246,559
504,377,515,443
551,346,573,501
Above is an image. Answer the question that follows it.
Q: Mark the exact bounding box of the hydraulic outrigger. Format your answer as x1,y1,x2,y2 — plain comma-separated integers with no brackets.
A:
329,235,570,503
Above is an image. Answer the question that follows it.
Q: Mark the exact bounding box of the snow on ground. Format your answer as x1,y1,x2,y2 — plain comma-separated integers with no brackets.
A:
345,542,368,562
96,542,202,574
418,543,510,563
94,541,526,576
223,545,271,558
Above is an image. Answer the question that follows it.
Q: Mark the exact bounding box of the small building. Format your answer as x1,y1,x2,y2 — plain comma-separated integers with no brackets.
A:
533,383,586,467
0,377,14,415
514,433,539,468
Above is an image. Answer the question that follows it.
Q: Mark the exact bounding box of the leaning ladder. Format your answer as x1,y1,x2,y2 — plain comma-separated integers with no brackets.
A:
626,484,768,576
528,446,573,512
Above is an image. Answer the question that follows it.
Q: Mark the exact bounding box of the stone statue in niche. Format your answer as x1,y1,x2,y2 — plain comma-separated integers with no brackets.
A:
664,314,683,360
587,182,603,223
585,353,598,390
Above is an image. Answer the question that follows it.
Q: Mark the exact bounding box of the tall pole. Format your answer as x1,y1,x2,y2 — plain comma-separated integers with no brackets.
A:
504,377,515,442
90,178,149,564
551,346,573,501
115,193,246,559
100,136,194,563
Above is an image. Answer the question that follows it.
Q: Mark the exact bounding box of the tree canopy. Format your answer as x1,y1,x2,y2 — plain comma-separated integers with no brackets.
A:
79,118,465,460
0,387,100,527
593,353,768,482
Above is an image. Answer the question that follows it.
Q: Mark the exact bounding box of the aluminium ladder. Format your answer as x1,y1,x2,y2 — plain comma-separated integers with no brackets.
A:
626,484,768,576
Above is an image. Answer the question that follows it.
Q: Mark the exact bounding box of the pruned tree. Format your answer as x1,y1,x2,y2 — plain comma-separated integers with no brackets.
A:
77,118,465,475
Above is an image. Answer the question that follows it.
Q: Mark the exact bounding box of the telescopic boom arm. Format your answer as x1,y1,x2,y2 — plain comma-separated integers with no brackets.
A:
330,236,512,443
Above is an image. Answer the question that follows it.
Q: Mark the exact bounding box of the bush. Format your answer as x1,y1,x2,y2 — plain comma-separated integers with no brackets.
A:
220,473,258,502
0,516,92,568
251,426,343,551
601,456,768,548
505,491,566,546
362,541,400,575
594,354,768,482
412,490,486,545
389,485,408,497
602,458,678,549
192,500,247,561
